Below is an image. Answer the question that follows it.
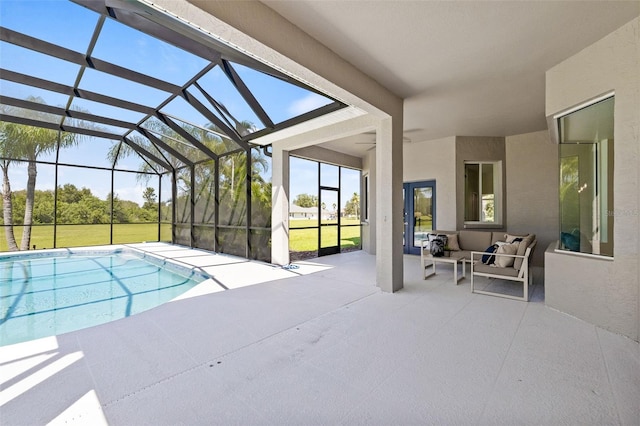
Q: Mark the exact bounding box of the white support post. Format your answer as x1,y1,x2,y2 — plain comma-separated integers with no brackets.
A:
271,144,290,266
375,117,404,292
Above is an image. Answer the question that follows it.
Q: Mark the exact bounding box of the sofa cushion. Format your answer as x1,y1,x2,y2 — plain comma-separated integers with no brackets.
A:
446,233,461,251
457,250,473,261
513,234,535,270
495,242,518,267
505,233,528,243
458,230,493,252
473,263,520,277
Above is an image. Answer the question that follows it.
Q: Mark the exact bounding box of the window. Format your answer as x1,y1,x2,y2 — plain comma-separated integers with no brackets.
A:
464,161,502,225
558,96,614,257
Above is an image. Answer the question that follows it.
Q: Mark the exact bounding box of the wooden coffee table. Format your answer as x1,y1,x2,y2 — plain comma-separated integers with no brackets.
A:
421,253,466,284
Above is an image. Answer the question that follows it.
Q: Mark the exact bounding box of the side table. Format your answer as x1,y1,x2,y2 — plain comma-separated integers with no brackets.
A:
421,253,466,284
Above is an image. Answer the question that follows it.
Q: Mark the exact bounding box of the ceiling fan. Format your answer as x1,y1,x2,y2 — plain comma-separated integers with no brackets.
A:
354,129,420,145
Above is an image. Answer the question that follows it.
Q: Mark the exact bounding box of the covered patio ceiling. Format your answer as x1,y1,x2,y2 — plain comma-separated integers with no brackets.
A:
262,1,640,156
0,0,347,172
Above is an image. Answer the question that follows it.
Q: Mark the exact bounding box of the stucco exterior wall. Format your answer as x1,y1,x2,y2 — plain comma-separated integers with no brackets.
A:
545,17,640,341
403,137,457,231
505,131,559,266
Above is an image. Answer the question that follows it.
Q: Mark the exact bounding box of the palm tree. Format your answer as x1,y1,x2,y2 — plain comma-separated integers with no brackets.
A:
112,117,271,255
205,120,266,227
1,98,80,250
352,192,359,219
218,149,269,225
1,119,23,250
0,153,19,251
108,119,192,222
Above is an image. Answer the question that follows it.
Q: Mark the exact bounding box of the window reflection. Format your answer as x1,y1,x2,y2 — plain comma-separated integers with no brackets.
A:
558,97,614,256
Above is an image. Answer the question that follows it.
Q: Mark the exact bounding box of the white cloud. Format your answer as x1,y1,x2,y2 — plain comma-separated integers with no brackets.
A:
287,94,328,117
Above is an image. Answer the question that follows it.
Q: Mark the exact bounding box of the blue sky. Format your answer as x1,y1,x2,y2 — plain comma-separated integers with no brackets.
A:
0,0,333,126
1,0,356,207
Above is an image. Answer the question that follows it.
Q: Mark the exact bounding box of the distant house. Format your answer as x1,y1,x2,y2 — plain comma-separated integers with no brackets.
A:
289,204,318,220
289,204,334,220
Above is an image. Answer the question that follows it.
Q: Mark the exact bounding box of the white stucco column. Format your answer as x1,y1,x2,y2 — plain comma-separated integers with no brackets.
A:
376,117,404,292
271,145,290,265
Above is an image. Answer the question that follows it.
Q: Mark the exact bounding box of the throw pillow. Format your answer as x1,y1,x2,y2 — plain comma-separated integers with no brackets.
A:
445,234,460,251
513,234,535,271
505,233,528,243
495,243,518,267
481,244,498,264
429,234,448,257
561,232,579,252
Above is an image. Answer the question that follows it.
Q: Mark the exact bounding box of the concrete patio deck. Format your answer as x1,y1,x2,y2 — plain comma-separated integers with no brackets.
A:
1,247,638,425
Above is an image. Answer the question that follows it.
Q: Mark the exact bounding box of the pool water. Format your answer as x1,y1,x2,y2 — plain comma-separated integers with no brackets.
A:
0,249,207,346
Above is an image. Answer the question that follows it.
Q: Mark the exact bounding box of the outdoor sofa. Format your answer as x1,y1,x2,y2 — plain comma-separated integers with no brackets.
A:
422,230,537,301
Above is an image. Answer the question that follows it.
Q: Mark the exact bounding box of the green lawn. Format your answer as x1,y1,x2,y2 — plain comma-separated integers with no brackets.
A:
289,218,361,252
1,220,362,255
0,223,172,252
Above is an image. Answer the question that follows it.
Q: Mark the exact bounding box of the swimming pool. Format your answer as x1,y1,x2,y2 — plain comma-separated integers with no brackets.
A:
0,248,209,346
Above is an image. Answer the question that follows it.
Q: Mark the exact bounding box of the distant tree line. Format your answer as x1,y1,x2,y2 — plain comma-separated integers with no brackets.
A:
0,184,167,225
293,193,318,208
